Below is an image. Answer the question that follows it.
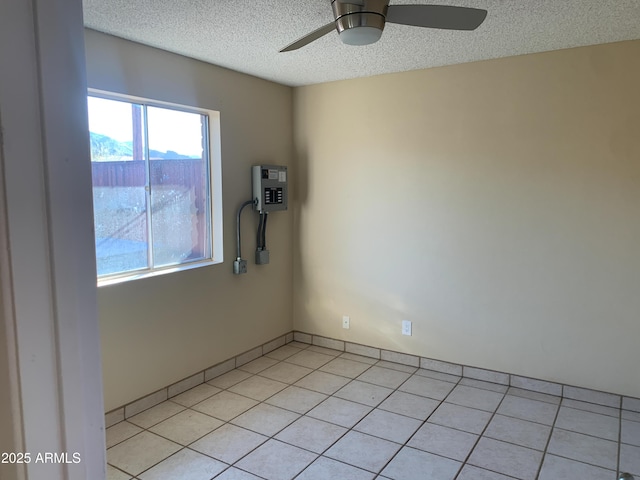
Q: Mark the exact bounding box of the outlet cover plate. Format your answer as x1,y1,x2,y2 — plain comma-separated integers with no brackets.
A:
402,320,412,336
342,315,350,329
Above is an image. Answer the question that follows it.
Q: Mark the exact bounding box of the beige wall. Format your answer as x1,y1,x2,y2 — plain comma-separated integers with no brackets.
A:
85,30,294,411
86,30,640,409
293,40,640,397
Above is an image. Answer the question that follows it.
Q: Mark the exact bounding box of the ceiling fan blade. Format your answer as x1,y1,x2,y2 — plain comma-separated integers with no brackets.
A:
386,4,487,31
280,22,336,52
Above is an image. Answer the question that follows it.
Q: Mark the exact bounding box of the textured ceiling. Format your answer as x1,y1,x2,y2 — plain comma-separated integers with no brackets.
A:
82,0,640,87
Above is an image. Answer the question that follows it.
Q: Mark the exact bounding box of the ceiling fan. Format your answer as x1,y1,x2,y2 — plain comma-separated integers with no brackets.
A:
280,0,487,52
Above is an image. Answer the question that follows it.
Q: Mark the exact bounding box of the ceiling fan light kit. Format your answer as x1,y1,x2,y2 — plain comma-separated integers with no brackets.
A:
280,0,488,52
339,25,384,45
334,0,386,46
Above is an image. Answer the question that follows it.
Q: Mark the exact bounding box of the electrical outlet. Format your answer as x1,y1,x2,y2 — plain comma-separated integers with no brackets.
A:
342,315,350,329
402,320,412,336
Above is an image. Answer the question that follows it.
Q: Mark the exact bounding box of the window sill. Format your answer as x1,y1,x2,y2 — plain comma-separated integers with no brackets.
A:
97,259,221,287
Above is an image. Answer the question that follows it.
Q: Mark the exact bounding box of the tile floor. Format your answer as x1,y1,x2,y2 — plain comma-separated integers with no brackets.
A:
106,342,640,480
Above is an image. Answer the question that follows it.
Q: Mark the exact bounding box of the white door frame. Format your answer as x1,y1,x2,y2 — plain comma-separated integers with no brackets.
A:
0,0,105,479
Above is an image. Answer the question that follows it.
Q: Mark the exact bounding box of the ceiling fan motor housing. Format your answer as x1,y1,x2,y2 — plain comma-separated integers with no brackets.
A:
331,0,389,45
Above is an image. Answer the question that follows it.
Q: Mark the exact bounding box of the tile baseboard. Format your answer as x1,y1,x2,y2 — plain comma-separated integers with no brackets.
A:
105,329,640,428
104,332,294,427
292,331,637,412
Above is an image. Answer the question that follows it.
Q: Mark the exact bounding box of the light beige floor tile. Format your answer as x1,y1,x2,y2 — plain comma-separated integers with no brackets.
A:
275,416,347,454
497,395,558,425
106,421,143,448
294,371,351,395
265,385,328,414
149,409,224,445
457,464,516,480
354,408,422,444
138,448,227,480
428,403,492,434
237,356,280,374
381,446,461,480
325,431,400,473
192,391,258,421
555,406,619,441
484,414,551,451
235,439,317,480
398,375,455,400
296,456,375,480
538,454,616,480
103,344,638,480
171,383,221,407
620,443,640,476
107,431,181,477
408,423,478,461
622,419,640,446
207,369,252,389
378,391,439,420
468,437,543,480
107,464,132,480
546,429,618,470
356,366,411,389
228,375,288,401
446,385,504,412
214,467,263,479
231,403,299,436
127,401,185,429
285,350,334,369
265,344,303,361
334,380,393,407
259,362,313,384
190,423,267,464
307,396,372,428
319,358,372,378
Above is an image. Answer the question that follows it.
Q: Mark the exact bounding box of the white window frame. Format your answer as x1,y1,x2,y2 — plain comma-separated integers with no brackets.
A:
89,89,223,286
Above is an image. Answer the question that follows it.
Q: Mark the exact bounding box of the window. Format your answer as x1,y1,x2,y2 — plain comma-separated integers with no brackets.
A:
87,91,222,284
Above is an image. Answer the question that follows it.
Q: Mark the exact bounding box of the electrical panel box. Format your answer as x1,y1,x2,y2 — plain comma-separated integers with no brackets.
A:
252,165,288,213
